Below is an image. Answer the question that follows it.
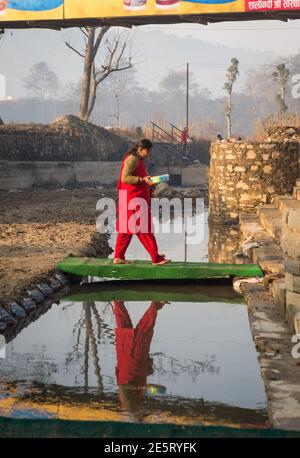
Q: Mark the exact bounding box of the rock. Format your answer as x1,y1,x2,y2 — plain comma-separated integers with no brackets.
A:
48,277,62,291
246,151,256,160
284,258,300,275
271,278,286,317
294,312,300,335
36,283,53,298
286,128,296,135
154,182,169,195
54,273,69,286
21,298,36,313
0,306,17,326
234,166,246,173
281,228,300,258
80,232,113,258
27,288,44,304
286,291,300,332
4,301,26,320
286,208,300,230
285,272,300,294
286,290,300,308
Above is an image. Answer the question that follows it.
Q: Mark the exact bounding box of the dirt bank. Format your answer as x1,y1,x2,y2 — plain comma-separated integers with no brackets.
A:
0,188,116,305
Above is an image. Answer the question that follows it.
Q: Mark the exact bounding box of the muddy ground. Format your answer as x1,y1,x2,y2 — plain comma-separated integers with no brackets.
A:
0,188,116,305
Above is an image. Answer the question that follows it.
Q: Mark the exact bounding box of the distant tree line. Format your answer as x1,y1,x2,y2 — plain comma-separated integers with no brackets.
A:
2,29,300,139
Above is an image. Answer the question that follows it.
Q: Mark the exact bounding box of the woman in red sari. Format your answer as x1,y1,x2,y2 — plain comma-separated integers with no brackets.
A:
114,139,170,265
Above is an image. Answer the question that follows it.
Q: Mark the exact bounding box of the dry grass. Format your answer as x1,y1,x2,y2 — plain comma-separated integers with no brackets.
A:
251,112,300,141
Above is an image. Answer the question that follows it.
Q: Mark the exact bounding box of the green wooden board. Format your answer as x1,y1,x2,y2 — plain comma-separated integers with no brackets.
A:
57,257,263,280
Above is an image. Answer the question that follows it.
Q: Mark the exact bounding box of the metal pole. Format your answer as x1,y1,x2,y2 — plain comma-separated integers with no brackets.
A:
186,62,189,135
184,216,187,263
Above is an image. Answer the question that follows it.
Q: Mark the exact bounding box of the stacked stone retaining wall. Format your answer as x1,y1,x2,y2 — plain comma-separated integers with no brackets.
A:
209,141,299,223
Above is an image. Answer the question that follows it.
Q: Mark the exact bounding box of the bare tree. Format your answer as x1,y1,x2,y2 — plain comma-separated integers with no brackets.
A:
223,57,239,140
272,63,290,115
66,27,132,122
23,62,59,100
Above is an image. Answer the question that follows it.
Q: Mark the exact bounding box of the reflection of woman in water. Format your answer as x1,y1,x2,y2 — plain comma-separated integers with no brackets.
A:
113,300,165,418
7,0,63,11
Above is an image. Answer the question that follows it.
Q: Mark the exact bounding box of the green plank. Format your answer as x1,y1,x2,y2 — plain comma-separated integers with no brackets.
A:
57,257,263,280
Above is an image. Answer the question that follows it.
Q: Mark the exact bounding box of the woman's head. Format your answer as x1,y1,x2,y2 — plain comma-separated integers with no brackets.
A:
129,139,153,159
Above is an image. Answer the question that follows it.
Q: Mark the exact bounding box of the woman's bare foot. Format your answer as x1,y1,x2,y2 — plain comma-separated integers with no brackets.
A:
113,258,132,264
152,258,171,266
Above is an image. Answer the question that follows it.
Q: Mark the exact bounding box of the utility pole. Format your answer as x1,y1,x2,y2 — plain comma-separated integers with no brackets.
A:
186,62,189,134
115,93,120,128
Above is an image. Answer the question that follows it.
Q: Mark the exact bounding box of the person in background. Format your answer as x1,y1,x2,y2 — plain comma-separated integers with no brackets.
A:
181,127,188,145
114,139,170,266
181,127,189,154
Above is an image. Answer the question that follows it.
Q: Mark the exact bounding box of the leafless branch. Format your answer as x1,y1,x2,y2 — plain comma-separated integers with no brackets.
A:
65,40,85,58
80,27,89,39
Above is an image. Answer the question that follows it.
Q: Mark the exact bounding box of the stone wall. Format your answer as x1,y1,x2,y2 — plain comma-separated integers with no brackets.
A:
209,140,299,223
0,161,122,190
281,202,300,334
0,161,208,191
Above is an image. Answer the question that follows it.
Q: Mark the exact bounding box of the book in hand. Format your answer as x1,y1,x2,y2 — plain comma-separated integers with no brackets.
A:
150,174,170,184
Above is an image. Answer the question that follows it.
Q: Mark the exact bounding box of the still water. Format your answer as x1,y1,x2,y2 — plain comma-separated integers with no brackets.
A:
0,208,269,428
0,287,268,427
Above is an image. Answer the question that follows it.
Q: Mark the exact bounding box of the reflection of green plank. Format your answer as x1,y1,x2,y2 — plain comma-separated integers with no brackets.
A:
57,257,263,280
64,289,243,304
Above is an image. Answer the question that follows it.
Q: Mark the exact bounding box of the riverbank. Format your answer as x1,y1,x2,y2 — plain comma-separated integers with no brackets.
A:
0,188,116,305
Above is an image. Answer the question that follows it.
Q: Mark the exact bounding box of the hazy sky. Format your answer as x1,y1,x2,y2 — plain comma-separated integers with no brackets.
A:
142,20,300,54
0,19,300,99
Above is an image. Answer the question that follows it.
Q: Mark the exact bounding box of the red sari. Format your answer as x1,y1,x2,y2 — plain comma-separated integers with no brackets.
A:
114,155,163,264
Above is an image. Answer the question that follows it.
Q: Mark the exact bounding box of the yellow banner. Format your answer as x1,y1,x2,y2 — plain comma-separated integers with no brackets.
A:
65,0,244,19
0,1,63,21
1,0,298,23
0,0,244,23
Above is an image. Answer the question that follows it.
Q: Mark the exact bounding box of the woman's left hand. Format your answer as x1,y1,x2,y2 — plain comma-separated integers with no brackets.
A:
143,176,155,186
